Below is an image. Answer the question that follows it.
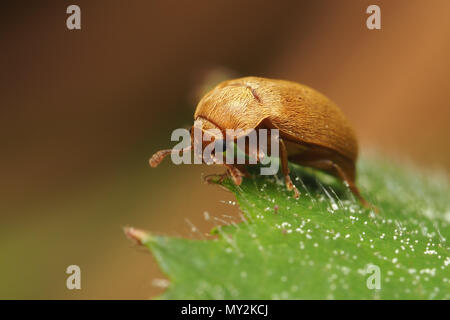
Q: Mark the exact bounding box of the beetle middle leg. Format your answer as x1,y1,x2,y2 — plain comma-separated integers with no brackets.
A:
279,138,300,199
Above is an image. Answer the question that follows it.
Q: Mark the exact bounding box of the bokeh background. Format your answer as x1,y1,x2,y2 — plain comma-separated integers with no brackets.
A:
1,0,449,299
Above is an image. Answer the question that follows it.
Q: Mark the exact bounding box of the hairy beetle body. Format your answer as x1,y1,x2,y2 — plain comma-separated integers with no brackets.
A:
151,77,369,207
195,77,357,161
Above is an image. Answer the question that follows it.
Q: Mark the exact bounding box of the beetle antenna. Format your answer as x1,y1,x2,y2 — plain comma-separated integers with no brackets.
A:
149,145,192,167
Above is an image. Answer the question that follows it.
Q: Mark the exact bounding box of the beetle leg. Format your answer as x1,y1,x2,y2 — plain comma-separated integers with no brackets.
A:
203,164,245,186
294,158,372,209
235,164,251,177
149,145,192,167
203,172,228,184
225,164,244,185
331,163,376,212
330,162,370,208
279,139,300,198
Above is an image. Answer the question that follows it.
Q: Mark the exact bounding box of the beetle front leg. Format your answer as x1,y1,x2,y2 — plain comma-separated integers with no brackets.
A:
203,164,245,186
203,172,228,184
279,138,300,198
225,163,245,185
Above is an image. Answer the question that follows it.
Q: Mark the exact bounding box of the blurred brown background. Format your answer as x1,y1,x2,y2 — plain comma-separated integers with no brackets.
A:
1,0,449,299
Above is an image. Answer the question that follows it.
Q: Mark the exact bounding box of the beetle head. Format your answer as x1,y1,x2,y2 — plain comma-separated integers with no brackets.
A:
193,79,267,133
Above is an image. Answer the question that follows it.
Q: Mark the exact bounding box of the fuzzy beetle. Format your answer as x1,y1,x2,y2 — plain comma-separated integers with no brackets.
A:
150,77,369,207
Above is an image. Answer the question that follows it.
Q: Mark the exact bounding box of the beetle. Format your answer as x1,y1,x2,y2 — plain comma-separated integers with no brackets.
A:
149,76,369,207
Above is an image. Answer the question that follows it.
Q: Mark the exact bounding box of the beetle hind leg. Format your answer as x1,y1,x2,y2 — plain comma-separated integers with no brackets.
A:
329,161,370,208
291,157,372,210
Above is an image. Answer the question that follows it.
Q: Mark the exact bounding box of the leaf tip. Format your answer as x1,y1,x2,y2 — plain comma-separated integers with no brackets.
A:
124,226,152,245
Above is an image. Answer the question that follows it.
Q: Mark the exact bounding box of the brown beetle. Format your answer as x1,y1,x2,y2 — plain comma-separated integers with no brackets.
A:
150,77,369,207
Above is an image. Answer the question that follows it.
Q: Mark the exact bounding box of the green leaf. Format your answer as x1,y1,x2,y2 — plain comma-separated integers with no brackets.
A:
134,155,450,299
